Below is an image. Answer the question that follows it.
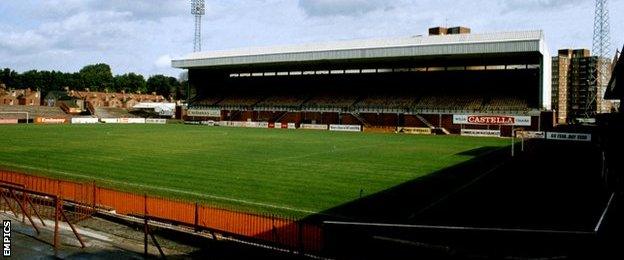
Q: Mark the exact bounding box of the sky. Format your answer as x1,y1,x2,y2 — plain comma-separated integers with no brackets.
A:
0,0,623,78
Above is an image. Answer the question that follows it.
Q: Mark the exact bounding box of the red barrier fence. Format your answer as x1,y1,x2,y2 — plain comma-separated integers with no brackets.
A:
0,170,323,253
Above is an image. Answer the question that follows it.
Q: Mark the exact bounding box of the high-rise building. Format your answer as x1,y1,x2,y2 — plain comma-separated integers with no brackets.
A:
552,49,614,124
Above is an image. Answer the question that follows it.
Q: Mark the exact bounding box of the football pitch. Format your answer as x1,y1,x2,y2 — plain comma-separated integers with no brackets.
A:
0,124,510,217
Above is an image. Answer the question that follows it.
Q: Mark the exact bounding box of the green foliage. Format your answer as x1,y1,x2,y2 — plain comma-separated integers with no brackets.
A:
176,80,189,100
78,63,114,92
0,68,20,87
114,73,147,93
1,65,183,100
1,68,81,97
147,74,180,98
0,124,509,216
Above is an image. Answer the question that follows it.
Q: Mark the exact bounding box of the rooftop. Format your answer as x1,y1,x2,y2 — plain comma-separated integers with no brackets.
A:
172,30,546,69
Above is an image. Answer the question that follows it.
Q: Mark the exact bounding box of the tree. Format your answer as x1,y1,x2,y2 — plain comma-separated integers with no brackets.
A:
114,73,147,93
20,70,44,90
0,65,176,99
175,80,189,101
78,63,114,91
0,68,19,87
146,75,180,99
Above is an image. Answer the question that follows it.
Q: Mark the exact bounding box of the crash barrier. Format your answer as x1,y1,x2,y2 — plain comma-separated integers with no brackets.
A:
0,170,323,253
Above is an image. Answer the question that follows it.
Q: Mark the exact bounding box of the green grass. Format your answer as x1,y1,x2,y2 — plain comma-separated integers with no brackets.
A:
0,124,510,217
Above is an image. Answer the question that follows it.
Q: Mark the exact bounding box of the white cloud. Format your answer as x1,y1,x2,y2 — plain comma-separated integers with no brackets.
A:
0,30,49,53
501,0,589,11
155,55,172,69
0,0,623,78
298,0,394,17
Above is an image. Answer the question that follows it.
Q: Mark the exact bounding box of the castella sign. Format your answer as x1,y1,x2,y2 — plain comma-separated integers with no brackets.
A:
453,115,531,126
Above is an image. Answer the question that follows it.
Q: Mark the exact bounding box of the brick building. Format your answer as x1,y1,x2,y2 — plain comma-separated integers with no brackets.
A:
0,84,40,106
70,90,166,109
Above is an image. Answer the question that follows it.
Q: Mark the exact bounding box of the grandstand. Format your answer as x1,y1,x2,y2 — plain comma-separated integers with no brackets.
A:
173,28,553,136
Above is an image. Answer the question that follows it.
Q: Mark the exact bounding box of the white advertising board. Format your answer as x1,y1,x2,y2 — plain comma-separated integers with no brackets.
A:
288,123,296,129
201,120,217,126
187,109,221,117
300,124,328,130
0,119,18,124
118,118,146,124
230,121,245,127
100,118,118,124
329,124,362,132
146,118,167,124
546,132,592,142
71,117,99,124
453,115,531,126
461,129,502,137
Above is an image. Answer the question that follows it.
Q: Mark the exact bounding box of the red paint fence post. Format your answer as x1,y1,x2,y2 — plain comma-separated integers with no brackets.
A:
194,202,199,232
54,196,60,249
92,181,96,213
144,194,148,257
298,220,304,255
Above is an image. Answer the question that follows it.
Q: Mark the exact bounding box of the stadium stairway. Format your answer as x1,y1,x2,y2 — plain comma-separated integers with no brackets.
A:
350,112,372,128
86,101,96,116
437,127,451,135
271,111,290,123
416,114,435,129
416,114,450,135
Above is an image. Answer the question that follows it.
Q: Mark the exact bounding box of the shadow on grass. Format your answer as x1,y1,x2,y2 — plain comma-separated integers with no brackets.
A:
303,146,510,223
250,146,511,254
455,146,503,156
256,140,615,258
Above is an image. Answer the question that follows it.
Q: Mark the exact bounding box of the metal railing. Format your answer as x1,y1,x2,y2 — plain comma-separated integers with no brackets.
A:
0,170,323,254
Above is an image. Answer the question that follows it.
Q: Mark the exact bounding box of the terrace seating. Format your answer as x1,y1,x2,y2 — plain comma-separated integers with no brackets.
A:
413,96,483,111
256,95,307,108
94,107,138,118
303,95,358,109
483,97,529,112
0,105,68,119
217,96,264,107
193,96,223,106
354,96,416,110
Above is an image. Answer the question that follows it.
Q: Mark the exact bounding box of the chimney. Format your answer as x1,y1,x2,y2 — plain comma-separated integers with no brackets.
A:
429,27,448,36
447,26,471,35
429,26,471,36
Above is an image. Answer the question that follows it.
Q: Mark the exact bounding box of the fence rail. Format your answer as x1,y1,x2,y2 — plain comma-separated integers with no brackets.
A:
0,170,323,253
